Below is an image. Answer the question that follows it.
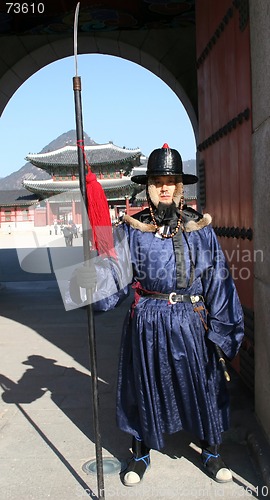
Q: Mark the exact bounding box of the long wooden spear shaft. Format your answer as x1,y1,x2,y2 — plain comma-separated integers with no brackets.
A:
73,4,105,499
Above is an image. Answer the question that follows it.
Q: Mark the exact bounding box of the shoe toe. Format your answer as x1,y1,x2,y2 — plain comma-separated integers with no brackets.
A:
216,467,232,483
123,471,141,486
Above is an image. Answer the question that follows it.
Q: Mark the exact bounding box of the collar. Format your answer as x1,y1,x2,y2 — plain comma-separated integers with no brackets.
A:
123,209,212,234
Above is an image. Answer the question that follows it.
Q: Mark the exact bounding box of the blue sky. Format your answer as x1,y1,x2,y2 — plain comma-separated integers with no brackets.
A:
0,54,196,178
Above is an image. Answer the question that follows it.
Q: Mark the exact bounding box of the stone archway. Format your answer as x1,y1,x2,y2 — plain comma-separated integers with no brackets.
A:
0,30,198,140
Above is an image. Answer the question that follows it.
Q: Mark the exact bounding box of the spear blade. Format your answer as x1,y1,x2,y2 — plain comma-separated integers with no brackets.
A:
74,2,80,77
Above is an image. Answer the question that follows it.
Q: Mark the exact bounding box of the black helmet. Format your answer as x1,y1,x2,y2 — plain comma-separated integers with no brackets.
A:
131,143,198,185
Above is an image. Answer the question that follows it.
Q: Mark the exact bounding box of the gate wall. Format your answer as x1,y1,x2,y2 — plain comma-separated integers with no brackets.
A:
196,0,254,388
249,0,270,445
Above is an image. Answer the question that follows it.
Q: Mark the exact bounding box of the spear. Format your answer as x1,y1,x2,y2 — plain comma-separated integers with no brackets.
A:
72,3,105,498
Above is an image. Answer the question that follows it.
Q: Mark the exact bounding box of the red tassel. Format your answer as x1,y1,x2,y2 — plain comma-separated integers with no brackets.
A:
86,171,116,258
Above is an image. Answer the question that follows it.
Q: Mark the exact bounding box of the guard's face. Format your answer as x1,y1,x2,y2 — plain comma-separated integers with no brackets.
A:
153,176,177,205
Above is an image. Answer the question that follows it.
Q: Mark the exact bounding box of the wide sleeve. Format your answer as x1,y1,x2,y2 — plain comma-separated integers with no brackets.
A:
67,224,133,312
201,227,244,360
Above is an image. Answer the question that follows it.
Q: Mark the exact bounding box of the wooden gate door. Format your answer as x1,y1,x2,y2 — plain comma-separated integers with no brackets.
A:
196,0,254,390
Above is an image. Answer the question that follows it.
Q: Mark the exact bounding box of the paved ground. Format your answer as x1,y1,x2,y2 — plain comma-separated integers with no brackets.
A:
0,228,270,499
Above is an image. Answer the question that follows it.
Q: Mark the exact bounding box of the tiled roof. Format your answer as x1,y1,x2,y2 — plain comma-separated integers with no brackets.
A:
0,189,39,206
23,180,80,192
23,177,137,191
25,144,141,168
130,163,147,176
22,178,140,200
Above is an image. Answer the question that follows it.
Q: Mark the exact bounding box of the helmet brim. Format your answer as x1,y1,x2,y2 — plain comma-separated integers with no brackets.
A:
131,173,198,185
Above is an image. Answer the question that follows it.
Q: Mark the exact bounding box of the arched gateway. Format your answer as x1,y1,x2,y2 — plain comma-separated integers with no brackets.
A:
1,0,270,447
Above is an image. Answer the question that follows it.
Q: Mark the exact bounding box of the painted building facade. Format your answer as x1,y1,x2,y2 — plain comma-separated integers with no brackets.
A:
0,190,39,231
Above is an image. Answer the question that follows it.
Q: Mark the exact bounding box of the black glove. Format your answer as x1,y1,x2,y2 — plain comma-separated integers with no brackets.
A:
75,263,97,289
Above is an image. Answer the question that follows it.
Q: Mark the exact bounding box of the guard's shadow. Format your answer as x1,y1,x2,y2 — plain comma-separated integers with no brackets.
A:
0,353,130,462
0,355,201,471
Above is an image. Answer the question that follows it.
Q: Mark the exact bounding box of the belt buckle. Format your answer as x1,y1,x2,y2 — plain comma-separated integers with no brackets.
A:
168,292,177,304
190,295,200,304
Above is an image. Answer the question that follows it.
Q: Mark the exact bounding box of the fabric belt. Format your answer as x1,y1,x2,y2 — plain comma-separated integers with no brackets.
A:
137,289,204,305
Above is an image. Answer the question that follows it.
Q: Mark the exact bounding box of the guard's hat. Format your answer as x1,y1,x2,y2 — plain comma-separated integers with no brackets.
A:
131,143,198,185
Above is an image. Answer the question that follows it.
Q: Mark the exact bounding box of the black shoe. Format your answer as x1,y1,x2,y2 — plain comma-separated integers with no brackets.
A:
201,449,232,483
123,454,150,486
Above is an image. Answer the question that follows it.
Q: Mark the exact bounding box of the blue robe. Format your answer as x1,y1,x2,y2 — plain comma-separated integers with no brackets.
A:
71,210,244,450
115,216,244,450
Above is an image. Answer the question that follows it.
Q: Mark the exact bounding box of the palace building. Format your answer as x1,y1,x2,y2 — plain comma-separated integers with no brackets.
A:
0,142,196,230
21,142,145,227
0,189,39,231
